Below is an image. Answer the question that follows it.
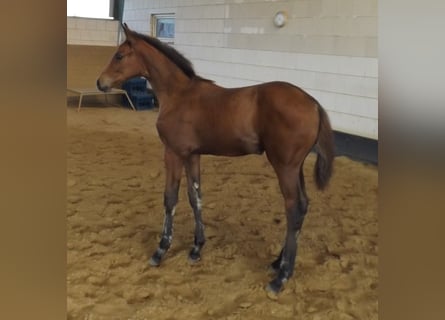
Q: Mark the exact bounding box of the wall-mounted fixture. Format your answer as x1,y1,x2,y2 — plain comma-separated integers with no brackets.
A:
273,11,287,28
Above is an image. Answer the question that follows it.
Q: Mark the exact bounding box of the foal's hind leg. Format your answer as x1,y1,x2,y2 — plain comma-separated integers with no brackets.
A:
270,170,308,272
149,148,183,266
267,164,308,293
185,155,205,262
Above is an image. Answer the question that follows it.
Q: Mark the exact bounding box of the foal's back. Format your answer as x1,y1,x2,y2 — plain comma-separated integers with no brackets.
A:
180,80,320,158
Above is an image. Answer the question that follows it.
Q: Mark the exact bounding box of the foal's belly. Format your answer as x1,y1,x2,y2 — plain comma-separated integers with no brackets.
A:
196,134,264,156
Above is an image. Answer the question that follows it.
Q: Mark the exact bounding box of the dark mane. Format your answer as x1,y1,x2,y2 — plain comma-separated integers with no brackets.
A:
134,32,206,80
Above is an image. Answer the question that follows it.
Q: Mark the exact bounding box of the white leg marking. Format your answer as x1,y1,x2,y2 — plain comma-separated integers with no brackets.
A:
162,206,175,242
192,183,202,211
196,196,202,211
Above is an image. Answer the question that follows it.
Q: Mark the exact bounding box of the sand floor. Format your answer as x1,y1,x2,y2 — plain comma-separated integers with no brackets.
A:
67,106,378,320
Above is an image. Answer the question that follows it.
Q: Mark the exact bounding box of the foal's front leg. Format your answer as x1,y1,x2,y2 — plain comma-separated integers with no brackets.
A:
185,154,205,262
149,148,183,266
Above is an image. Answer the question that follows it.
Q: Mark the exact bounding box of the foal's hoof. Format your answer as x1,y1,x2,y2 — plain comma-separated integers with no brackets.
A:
266,278,284,295
188,250,201,264
149,256,161,267
149,251,163,267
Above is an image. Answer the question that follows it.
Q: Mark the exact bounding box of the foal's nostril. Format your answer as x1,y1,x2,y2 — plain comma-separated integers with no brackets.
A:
96,79,102,91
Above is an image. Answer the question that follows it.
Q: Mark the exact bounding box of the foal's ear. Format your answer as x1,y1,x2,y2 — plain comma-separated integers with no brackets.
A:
121,22,136,45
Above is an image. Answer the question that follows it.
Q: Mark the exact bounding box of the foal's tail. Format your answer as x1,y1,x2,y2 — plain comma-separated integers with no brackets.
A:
313,105,334,190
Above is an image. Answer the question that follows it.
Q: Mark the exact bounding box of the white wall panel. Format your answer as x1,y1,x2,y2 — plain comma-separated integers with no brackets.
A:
115,0,378,138
67,17,119,46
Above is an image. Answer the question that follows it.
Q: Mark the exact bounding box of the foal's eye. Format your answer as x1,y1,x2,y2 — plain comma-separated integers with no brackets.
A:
115,53,123,61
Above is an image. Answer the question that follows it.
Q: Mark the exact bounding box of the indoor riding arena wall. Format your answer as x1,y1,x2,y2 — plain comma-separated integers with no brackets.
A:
67,17,121,106
123,0,378,140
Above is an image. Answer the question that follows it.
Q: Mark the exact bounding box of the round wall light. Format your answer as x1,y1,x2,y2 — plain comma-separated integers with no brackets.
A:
273,11,287,28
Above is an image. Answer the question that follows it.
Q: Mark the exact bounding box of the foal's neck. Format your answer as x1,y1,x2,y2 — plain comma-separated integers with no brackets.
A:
137,42,191,98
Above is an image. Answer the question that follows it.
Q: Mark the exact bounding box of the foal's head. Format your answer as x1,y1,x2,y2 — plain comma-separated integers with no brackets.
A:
97,23,145,92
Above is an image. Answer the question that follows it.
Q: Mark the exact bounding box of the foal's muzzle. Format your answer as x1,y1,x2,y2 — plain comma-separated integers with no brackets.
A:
96,79,109,92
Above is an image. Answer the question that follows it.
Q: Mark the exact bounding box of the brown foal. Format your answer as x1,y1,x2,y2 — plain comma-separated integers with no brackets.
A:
97,23,334,293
